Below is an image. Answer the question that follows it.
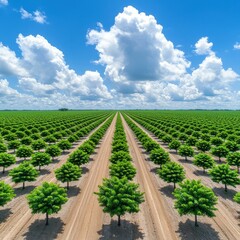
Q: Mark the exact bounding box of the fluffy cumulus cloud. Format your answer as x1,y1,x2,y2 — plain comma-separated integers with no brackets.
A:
234,42,240,50
0,0,8,6
20,7,47,24
195,37,213,55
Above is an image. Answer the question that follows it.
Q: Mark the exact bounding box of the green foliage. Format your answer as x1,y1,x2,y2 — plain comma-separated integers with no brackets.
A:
209,164,240,192
112,143,128,153
31,152,52,171
210,137,223,146
44,135,57,144
157,162,185,188
45,145,62,159
0,143,7,153
21,137,33,146
233,192,240,204
8,140,21,153
68,149,89,167
150,148,170,167
9,162,38,189
178,145,194,161
55,162,82,189
31,139,47,151
78,142,94,154
27,182,68,225
109,151,131,164
143,140,159,152
196,140,211,152
168,140,181,152
227,152,240,173
95,177,144,226
0,181,15,206
224,141,239,152
173,179,218,227
211,146,229,162
57,140,72,152
0,153,16,173
193,153,215,173
186,136,197,146
109,160,136,180
16,146,33,159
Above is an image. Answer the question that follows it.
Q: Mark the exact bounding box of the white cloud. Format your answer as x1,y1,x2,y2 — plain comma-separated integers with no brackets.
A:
234,42,240,50
0,0,8,6
88,5,190,83
20,7,47,24
195,37,213,55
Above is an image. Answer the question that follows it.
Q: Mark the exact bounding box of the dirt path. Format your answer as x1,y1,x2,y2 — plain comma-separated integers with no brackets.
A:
58,114,117,240
0,116,113,240
121,114,178,240
126,114,240,240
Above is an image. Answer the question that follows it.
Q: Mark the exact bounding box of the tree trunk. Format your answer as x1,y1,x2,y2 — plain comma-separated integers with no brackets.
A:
118,215,121,226
173,182,176,189
39,165,41,171
238,166,239,174
23,182,25,189
203,168,205,173
195,215,198,227
46,212,49,225
224,183,227,192
218,156,221,162
67,181,69,190
185,156,187,161
2,166,5,174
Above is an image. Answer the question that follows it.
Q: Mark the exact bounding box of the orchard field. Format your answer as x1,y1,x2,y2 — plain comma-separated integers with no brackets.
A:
0,110,239,239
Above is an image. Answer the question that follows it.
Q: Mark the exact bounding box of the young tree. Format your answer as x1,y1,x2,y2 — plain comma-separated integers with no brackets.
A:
31,152,52,171
9,162,38,189
95,177,144,226
143,140,159,152
0,153,16,173
227,152,240,173
110,151,131,164
174,179,218,227
0,143,7,153
27,182,68,225
78,142,94,155
224,141,239,152
8,140,21,153
178,145,194,161
45,145,62,160
233,192,240,204
67,149,89,167
193,153,215,173
31,139,47,151
169,140,181,153
209,164,240,192
196,140,211,152
55,162,82,189
186,136,198,146
0,181,15,206
210,137,223,146
211,146,229,162
20,137,33,146
16,146,33,160
158,162,185,189
150,148,170,167
109,160,136,180
112,143,129,153
57,140,72,152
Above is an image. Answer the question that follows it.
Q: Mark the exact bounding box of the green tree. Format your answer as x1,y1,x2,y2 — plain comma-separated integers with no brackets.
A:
57,140,72,152
193,153,215,173
169,140,181,153
157,162,185,189
224,141,239,152
45,145,62,160
8,140,21,153
21,137,33,146
150,148,170,167
31,139,47,151
110,151,131,164
186,136,198,146
27,182,68,225
16,146,33,160
67,149,89,167
211,146,229,162
173,179,218,227
209,164,240,192
0,143,7,153
110,160,136,180
31,152,52,171
196,140,211,152
9,162,38,189
78,142,94,155
0,153,16,173
55,162,82,189
233,192,240,204
227,152,240,173
143,140,159,152
210,137,223,146
95,177,144,226
178,145,194,161
112,143,129,153
0,181,15,206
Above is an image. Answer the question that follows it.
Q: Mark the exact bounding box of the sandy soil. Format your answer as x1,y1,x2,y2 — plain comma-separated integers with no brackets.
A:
127,114,240,240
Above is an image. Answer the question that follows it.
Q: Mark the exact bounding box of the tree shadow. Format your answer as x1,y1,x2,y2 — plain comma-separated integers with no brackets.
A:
81,166,89,174
0,208,13,223
176,219,220,240
150,167,159,174
178,159,193,164
160,185,175,199
39,169,51,176
22,217,65,240
98,219,144,240
67,186,81,198
0,169,10,177
212,187,238,200
52,158,60,163
193,169,209,177
89,157,94,162
61,151,70,155
14,185,35,197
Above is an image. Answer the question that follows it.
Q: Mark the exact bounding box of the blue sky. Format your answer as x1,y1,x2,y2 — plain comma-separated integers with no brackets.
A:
0,0,240,109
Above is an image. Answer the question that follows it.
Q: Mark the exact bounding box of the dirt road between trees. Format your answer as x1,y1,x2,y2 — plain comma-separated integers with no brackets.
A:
126,114,240,240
